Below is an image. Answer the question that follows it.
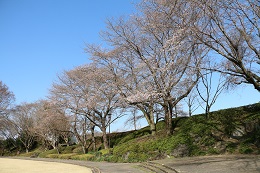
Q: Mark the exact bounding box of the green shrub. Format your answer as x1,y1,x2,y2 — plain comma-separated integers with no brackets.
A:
239,144,254,154
19,152,33,157
45,154,59,159
19,148,43,157
38,149,57,158
61,145,77,154
71,154,95,160
226,143,237,153
128,152,149,162
58,153,77,159
207,147,220,155
156,121,166,131
19,152,38,157
45,153,77,159
191,149,207,156
72,146,84,154
99,149,110,155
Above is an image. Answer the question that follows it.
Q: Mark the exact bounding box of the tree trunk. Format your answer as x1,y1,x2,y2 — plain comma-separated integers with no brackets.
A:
56,147,60,154
101,127,109,149
163,101,174,135
150,121,156,135
149,109,156,135
139,106,156,135
91,125,96,151
205,106,209,119
134,112,137,131
188,106,192,117
82,145,87,154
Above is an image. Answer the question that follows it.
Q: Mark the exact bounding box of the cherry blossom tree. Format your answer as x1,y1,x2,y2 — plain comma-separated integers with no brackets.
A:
88,46,159,135
87,0,207,135
192,0,260,91
34,100,71,153
0,81,15,140
50,64,122,149
49,74,93,153
0,81,14,117
11,103,37,153
73,65,123,149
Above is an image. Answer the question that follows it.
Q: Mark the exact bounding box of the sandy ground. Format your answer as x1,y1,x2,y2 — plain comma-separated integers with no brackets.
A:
0,158,92,173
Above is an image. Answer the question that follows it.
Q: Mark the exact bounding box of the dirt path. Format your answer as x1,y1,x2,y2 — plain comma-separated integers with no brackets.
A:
0,158,92,173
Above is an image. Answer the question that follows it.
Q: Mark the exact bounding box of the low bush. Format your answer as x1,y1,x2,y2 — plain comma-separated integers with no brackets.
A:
239,144,254,154
99,149,110,155
38,149,57,158
45,154,59,159
71,154,95,160
72,146,84,154
61,145,77,154
226,143,238,153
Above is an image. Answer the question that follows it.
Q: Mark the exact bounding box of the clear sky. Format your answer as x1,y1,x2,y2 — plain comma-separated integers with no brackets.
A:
0,0,138,104
0,0,259,131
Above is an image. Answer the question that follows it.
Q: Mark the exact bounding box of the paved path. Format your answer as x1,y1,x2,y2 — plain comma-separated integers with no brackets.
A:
154,155,260,173
2,155,260,173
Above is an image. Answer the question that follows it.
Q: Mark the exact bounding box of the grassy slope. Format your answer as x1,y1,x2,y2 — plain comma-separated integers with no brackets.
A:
20,103,260,162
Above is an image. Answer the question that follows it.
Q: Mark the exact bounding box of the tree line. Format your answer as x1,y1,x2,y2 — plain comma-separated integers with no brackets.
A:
0,0,259,154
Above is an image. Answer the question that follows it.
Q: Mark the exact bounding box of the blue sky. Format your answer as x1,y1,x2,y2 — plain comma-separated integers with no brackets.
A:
0,0,138,104
0,0,259,131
